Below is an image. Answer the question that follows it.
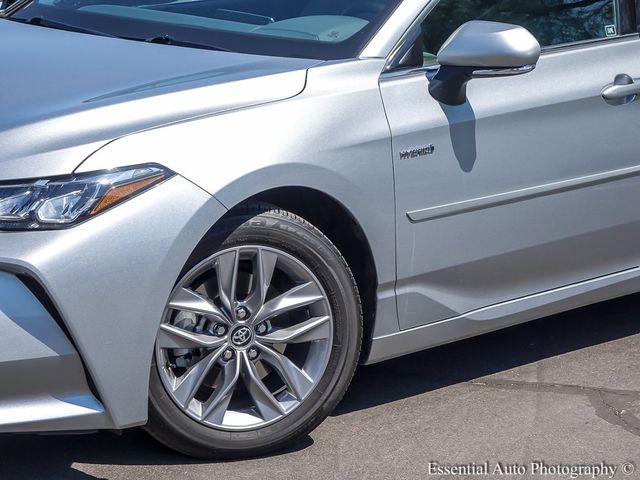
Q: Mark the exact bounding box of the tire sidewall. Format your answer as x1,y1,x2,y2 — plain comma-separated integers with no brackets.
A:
147,209,362,457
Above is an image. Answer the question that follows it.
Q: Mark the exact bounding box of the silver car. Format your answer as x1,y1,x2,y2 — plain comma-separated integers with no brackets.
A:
1,0,639,458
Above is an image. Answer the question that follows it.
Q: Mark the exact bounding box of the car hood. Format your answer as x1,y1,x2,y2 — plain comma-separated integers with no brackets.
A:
0,19,320,181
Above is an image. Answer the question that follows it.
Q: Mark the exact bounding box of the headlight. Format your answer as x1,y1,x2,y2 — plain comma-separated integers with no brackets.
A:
0,164,173,230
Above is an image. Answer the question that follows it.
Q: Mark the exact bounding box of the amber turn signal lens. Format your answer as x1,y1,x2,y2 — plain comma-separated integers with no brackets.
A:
90,173,166,215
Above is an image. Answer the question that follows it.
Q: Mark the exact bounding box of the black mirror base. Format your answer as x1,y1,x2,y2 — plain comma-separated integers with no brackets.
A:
428,65,475,106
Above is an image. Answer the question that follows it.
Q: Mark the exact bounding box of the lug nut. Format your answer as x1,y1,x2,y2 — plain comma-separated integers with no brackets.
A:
221,349,234,361
214,324,227,336
235,306,250,321
255,323,268,335
247,348,259,360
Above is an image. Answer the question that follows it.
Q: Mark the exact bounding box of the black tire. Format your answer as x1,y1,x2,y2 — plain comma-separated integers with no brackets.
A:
145,206,362,458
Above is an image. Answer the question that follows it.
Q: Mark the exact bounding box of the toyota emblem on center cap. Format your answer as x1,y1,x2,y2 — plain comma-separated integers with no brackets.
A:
231,326,252,347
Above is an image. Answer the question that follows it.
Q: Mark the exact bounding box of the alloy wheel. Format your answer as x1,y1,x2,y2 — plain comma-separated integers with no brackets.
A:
155,245,333,431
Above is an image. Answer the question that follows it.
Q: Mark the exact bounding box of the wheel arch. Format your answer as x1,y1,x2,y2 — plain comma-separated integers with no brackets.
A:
224,187,379,362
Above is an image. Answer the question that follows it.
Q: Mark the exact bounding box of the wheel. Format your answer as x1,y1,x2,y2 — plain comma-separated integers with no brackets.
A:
145,206,362,458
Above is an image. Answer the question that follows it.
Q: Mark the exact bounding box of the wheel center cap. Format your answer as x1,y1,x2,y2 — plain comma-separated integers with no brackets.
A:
231,326,253,347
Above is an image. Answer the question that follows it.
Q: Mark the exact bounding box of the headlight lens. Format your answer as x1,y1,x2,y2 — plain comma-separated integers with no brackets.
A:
0,164,173,230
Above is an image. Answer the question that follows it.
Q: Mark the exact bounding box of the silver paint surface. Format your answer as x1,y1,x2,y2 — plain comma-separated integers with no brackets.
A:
1,0,640,432
437,21,541,68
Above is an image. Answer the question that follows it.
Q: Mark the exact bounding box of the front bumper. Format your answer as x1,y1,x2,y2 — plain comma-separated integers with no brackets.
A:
0,175,227,432
0,271,104,432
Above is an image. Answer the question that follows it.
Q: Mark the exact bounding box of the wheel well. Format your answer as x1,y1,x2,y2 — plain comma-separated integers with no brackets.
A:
230,187,378,362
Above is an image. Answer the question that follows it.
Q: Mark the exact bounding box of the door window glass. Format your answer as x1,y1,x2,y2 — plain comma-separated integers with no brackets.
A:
421,0,619,63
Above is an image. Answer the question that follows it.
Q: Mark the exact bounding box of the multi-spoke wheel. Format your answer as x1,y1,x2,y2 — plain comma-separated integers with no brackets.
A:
156,245,333,430
146,207,362,458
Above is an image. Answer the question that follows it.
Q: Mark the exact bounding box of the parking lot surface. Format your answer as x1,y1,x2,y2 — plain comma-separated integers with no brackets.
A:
2,294,640,479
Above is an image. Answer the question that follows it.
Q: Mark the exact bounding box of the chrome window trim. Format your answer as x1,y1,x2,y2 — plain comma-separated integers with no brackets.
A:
541,32,639,53
379,64,437,82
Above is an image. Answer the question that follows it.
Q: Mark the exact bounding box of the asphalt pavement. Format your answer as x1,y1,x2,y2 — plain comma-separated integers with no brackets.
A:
2,293,640,480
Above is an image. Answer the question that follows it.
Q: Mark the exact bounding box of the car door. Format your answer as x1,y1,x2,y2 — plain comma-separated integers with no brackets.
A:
380,0,640,330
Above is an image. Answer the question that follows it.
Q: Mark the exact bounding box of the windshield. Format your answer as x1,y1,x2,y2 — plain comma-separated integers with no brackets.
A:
5,0,401,59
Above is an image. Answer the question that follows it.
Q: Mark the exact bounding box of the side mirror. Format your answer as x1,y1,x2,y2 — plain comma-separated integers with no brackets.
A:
429,21,541,106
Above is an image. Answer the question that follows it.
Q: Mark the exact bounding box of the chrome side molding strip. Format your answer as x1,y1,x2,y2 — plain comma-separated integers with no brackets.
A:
407,164,640,223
